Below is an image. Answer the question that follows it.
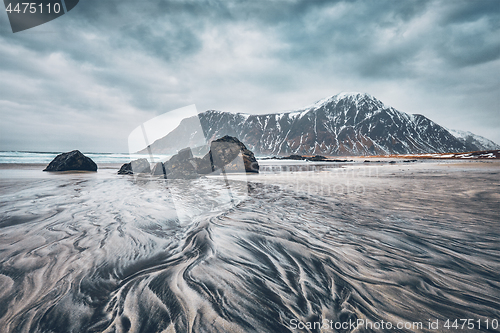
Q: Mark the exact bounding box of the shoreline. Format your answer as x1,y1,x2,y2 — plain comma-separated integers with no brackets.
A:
0,158,498,170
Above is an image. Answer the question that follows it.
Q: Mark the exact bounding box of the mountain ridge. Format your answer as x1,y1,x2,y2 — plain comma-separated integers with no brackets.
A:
444,128,499,151
141,92,498,156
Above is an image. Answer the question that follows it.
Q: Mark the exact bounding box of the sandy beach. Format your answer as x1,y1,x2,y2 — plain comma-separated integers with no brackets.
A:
0,159,499,332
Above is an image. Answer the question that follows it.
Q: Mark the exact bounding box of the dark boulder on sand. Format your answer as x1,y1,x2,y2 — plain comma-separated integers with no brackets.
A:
43,150,97,172
163,136,259,179
118,158,151,175
119,137,259,179
205,135,259,173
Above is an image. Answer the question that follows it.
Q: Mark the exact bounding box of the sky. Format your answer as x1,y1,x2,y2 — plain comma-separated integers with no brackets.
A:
0,0,499,153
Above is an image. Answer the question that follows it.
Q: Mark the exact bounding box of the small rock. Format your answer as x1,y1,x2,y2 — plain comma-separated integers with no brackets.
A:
308,155,327,161
43,150,97,172
118,158,151,175
286,155,305,160
118,163,133,175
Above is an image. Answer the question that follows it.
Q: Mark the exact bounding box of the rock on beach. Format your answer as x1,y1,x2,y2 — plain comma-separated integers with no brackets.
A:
117,136,259,178
43,150,97,172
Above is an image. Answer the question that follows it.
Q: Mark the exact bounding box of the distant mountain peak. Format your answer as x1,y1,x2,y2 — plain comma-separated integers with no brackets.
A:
334,91,376,101
299,92,385,112
144,93,498,156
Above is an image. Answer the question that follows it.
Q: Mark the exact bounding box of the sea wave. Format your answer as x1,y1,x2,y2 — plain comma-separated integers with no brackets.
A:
0,151,171,164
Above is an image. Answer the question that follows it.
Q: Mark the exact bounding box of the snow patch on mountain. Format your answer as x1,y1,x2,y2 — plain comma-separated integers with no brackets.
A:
446,128,500,151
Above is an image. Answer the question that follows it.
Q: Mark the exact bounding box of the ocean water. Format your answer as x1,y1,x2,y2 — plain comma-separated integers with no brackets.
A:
0,151,170,164
0,163,499,332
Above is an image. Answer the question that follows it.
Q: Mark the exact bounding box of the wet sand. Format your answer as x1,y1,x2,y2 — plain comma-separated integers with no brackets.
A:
0,160,499,332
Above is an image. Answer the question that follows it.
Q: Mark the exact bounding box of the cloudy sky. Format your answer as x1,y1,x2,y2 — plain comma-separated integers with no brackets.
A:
1,0,499,153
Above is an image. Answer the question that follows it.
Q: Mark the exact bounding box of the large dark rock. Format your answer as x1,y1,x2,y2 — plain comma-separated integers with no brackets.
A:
43,150,97,172
154,137,259,179
206,135,259,173
118,158,151,175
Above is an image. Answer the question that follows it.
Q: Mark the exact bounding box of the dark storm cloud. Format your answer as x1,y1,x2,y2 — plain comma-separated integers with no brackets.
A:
441,0,500,25
0,0,498,152
269,0,498,76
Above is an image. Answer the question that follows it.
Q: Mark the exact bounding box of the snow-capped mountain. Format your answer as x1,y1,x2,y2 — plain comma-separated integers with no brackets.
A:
143,92,498,156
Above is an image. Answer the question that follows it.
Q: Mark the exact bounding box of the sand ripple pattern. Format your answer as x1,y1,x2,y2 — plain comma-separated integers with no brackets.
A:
0,169,499,333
